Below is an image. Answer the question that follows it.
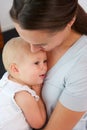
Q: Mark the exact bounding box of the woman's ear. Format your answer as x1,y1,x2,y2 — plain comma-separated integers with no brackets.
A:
10,63,19,73
68,16,76,27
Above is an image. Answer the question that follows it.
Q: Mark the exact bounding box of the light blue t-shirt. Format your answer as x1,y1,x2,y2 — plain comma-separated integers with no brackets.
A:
42,35,87,130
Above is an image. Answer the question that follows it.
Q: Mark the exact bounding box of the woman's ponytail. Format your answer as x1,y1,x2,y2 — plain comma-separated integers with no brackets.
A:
72,4,87,35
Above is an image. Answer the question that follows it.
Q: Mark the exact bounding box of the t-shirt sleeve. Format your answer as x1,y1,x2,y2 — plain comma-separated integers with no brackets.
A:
59,55,87,112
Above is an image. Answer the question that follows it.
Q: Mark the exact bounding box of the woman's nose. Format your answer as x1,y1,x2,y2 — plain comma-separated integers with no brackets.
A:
30,44,42,52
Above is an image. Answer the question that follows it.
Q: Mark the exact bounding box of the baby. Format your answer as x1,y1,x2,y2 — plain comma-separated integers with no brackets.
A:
0,37,47,130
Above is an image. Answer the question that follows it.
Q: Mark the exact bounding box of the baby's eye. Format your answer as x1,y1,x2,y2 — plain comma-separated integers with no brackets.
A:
44,59,47,63
34,61,39,65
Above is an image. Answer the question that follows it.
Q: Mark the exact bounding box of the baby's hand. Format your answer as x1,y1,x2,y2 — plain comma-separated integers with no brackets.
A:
31,84,42,96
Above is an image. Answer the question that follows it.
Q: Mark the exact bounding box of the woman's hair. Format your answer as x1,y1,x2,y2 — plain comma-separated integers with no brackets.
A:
10,0,87,34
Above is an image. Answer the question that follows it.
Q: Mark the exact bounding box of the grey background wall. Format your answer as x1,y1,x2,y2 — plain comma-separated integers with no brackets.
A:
0,0,14,32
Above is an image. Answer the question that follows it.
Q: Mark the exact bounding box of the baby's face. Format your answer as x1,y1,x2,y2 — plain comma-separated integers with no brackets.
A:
18,51,47,86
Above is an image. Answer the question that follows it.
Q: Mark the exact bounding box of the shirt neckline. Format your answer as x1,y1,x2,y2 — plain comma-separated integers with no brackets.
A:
47,35,87,74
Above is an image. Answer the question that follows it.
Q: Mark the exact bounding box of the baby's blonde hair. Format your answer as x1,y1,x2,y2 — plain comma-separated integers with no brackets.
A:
2,37,31,72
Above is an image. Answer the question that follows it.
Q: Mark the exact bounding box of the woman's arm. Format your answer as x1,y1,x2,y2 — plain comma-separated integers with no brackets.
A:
43,101,85,130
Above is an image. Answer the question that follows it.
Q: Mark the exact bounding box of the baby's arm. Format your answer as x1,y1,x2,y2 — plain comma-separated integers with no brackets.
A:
14,86,46,129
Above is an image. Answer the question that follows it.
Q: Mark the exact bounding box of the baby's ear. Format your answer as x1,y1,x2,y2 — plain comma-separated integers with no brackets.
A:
10,63,19,73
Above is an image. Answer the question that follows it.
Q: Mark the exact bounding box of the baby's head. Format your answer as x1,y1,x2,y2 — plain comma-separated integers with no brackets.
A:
2,37,31,72
2,37,47,86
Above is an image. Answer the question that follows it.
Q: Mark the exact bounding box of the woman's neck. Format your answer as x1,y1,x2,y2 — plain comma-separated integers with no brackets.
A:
47,30,82,70
62,30,81,49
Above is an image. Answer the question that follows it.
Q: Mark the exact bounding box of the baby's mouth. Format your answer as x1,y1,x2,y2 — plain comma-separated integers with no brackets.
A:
39,74,46,79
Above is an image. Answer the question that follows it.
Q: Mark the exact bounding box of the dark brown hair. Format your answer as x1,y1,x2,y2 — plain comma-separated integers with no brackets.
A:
10,0,87,34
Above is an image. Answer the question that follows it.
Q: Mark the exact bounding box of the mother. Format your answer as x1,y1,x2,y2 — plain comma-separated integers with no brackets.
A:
9,0,87,130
